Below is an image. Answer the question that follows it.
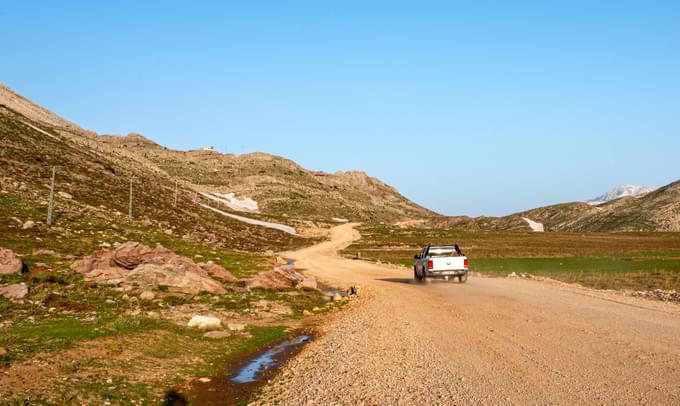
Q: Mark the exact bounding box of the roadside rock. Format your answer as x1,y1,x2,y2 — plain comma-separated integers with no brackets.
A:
22,220,35,230
245,266,317,291
203,330,232,339
303,309,313,316
0,248,24,274
57,191,72,199
188,315,222,330
127,264,226,295
200,262,238,283
72,242,226,295
0,283,28,302
139,291,155,301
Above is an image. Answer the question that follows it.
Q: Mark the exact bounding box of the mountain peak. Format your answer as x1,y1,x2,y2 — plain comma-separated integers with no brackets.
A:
586,185,655,205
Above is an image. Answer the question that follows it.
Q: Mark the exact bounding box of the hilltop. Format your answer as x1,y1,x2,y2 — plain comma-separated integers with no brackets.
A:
429,180,680,232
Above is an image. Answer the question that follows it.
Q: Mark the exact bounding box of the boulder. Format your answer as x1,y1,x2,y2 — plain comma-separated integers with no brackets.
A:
299,276,318,291
188,315,222,330
0,248,23,275
139,291,155,301
245,266,315,291
0,283,28,302
111,242,160,269
200,263,238,283
127,264,226,295
72,242,226,295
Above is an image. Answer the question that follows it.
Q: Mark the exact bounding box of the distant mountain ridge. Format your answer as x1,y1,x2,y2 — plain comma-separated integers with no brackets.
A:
587,185,655,205
430,180,680,232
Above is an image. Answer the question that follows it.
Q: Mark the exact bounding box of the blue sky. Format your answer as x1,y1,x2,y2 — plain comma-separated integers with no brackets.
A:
2,1,679,216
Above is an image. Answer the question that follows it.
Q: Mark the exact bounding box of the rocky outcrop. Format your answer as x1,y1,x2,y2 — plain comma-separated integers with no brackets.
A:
127,264,226,295
0,283,28,302
199,262,238,283
0,248,24,275
245,266,317,291
72,242,226,294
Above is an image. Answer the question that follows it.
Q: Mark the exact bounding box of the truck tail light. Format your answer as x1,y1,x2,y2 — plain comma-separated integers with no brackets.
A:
427,260,433,270
464,258,469,268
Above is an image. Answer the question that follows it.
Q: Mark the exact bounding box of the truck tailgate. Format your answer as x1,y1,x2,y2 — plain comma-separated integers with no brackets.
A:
431,257,466,271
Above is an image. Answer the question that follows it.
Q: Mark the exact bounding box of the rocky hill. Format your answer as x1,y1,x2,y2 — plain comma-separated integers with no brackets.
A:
95,134,435,223
0,84,434,248
430,180,680,232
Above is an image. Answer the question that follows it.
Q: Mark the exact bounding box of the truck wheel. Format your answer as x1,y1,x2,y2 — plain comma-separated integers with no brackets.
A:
458,274,468,284
414,267,424,282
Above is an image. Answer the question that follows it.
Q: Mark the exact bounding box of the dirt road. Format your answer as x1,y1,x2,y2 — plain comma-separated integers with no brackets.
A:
258,224,680,405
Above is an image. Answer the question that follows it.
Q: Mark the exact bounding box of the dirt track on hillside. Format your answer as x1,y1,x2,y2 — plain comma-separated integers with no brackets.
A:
256,224,680,405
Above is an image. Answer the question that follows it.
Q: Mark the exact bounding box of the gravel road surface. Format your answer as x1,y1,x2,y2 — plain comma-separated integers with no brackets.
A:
257,224,680,405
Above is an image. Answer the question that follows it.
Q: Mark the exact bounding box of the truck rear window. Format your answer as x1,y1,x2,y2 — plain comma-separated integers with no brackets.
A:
428,246,460,257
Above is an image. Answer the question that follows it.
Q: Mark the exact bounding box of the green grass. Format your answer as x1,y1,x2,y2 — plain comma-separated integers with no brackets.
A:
0,316,168,365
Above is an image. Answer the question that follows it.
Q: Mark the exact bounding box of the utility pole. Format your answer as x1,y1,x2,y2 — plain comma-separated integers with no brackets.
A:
46,166,57,226
174,180,179,207
128,177,134,220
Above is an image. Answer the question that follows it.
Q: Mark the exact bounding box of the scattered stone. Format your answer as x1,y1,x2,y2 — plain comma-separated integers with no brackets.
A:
139,291,155,301
199,377,212,383
332,294,343,302
99,242,112,248
312,307,321,312
164,229,173,235
227,323,246,332
0,248,24,275
203,330,232,339
633,289,680,303
302,309,313,316
0,283,28,302
22,220,35,230
188,315,222,330
507,272,518,278
57,191,72,199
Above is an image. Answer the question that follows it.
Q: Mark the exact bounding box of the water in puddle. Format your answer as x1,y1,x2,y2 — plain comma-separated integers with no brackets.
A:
231,335,311,384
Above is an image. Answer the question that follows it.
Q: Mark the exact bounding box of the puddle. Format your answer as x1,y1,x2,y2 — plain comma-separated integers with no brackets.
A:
231,335,311,383
185,334,313,405
321,289,344,297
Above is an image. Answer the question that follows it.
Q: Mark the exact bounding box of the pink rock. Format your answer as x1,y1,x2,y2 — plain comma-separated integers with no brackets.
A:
0,283,28,302
200,263,238,283
0,248,23,275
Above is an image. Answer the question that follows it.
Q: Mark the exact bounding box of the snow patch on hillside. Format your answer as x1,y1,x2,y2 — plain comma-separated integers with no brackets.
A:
199,192,259,213
587,185,654,205
521,217,544,232
200,204,297,235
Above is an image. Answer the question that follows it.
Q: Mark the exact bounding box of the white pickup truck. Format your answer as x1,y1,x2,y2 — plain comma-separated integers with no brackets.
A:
414,244,468,283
